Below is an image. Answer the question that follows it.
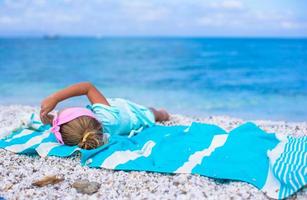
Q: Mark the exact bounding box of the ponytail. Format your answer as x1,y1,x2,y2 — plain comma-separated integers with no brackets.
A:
60,116,105,150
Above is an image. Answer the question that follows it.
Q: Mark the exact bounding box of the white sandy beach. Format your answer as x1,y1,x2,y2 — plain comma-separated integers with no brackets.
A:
0,105,306,200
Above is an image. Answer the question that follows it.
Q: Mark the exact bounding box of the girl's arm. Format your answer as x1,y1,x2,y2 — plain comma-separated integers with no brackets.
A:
40,82,109,123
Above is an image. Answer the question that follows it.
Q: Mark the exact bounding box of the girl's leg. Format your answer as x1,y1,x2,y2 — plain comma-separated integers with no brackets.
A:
149,107,170,122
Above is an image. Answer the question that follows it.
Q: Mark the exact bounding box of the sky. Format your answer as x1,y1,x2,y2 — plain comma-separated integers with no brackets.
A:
0,0,306,37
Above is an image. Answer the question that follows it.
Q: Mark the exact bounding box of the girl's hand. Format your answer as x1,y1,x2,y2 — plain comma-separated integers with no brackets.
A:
41,114,55,125
40,96,58,124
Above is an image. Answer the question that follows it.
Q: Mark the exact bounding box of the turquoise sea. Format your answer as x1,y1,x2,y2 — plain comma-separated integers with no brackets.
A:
0,38,306,121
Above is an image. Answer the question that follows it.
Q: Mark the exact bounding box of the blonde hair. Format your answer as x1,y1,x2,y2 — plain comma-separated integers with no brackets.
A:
60,116,104,150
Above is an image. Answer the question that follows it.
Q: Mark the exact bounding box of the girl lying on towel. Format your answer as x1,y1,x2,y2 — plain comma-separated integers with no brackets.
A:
40,82,170,150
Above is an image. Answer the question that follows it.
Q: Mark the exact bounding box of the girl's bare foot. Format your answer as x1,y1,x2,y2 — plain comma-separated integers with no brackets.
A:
149,107,170,122
158,109,170,121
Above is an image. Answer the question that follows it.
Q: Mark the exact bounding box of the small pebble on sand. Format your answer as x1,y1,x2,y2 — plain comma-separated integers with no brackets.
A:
72,179,101,195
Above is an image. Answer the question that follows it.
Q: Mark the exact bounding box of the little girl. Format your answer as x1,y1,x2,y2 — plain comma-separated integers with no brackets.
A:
40,82,170,150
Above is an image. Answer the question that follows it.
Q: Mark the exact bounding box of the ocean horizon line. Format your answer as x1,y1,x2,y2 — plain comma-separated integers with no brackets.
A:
1,35,307,40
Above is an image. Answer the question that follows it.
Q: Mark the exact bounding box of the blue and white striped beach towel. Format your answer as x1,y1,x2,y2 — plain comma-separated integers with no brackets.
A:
0,114,306,199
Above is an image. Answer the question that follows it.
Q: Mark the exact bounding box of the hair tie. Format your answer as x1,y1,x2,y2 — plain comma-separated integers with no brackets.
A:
82,131,94,143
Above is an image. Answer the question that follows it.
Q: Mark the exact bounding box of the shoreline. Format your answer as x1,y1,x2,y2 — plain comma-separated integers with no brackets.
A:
0,105,306,199
1,103,307,125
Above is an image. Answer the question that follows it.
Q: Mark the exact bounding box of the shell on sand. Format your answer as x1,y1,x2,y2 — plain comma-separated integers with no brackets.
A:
32,175,64,187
